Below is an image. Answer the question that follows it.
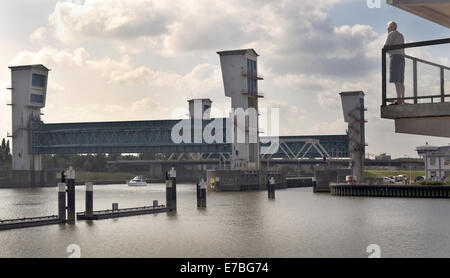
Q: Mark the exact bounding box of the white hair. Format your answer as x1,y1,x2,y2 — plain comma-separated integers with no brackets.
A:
387,21,397,30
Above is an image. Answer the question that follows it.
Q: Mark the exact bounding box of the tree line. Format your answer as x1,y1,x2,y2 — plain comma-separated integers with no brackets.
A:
0,138,12,170
1,137,170,172
43,153,169,172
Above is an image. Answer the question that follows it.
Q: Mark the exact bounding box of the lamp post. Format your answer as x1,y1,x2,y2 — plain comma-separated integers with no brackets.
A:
404,154,412,184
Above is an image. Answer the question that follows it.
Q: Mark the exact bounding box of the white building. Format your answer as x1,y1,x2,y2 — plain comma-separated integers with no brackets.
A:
375,153,391,160
416,145,450,180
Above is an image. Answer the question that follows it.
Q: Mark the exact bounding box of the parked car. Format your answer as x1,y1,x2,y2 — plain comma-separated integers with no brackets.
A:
395,174,408,182
383,177,395,184
415,176,425,182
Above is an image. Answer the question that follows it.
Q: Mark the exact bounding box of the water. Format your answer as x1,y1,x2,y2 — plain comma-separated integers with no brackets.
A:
1,184,450,258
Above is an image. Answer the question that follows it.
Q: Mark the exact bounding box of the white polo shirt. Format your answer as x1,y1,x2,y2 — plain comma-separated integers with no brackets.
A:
385,30,405,56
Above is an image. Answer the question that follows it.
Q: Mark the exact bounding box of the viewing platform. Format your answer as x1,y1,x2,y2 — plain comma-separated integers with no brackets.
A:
381,38,450,137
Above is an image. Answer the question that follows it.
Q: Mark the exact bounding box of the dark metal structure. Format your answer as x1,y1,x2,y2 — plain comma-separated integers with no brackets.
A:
30,118,349,159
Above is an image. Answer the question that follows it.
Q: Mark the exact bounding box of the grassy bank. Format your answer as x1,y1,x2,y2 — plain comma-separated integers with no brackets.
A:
365,170,425,180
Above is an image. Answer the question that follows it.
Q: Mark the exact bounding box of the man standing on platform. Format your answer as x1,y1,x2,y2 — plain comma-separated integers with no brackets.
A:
384,21,405,104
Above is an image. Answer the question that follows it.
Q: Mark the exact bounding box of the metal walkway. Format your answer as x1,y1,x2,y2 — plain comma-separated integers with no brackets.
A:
30,119,349,159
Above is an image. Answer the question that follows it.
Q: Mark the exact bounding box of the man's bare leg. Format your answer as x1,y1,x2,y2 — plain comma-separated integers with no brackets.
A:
395,82,405,104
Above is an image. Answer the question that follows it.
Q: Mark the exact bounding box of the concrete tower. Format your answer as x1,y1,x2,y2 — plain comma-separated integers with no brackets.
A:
340,91,366,182
9,64,49,172
217,49,263,169
188,98,212,119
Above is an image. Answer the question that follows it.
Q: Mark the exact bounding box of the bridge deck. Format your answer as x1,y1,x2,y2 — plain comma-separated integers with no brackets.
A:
30,119,349,158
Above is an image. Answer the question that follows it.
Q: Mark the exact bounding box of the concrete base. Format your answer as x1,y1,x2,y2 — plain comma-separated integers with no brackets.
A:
381,103,450,137
206,169,285,192
394,116,450,138
381,102,450,119
313,168,352,193
0,170,57,188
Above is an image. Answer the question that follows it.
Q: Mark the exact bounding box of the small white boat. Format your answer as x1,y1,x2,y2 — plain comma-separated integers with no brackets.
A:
127,175,147,187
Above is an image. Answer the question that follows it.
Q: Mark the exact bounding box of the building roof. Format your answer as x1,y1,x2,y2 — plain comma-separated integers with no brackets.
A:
339,91,365,97
387,0,450,28
188,98,212,103
217,49,259,57
416,145,439,151
8,64,50,72
416,145,450,157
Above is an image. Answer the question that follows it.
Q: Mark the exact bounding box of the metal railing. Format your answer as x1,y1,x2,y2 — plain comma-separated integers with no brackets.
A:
241,71,264,80
382,38,450,106
241,89,264,98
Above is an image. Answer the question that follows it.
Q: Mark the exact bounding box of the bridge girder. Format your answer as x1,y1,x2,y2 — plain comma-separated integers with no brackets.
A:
30,119,349,159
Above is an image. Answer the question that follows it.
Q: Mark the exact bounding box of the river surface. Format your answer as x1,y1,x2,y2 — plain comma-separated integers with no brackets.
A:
0,183,450,258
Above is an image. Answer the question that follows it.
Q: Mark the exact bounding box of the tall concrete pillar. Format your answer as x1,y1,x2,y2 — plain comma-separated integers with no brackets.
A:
9,65,49,172
340,91,366,183
66,167,76,222
217,49,262,170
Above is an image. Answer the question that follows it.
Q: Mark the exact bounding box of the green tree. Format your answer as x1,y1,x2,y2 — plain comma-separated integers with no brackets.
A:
82,159,93,171
70,155,85,170
93,154,107,171
0,138,6,161
6,140,11,160
108,153,121,161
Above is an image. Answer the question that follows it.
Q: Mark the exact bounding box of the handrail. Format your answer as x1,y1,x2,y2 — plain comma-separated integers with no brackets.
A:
404,55,450,71
382,38,449,106
383,38,450,51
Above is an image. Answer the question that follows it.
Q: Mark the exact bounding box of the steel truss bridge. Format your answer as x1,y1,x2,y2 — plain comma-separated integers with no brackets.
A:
30,119,349,160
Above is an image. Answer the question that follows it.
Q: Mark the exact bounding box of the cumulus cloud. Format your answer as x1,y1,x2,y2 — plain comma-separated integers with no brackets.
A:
306,118,347,135
10,46,222,101
48,0,172,42
10,47,88,67
41,0,378,79
32,0,382,78
30,27,47,42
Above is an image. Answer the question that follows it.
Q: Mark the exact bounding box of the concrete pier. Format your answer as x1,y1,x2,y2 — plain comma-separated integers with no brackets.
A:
58,183,66,222
197,179,207,208
286,177,315,188
268,177,275,199
0,215,62,231
66,179,75,222
314,168,352,193
76,205,169,221
331,184,450,198
85,183,93,219
206,169,285,191
165,168,177,211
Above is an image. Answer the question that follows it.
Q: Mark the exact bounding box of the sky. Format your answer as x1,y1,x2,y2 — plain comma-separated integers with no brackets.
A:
0,0,449,158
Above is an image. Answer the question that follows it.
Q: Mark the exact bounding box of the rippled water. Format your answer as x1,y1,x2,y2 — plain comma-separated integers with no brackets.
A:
0,184,450,258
